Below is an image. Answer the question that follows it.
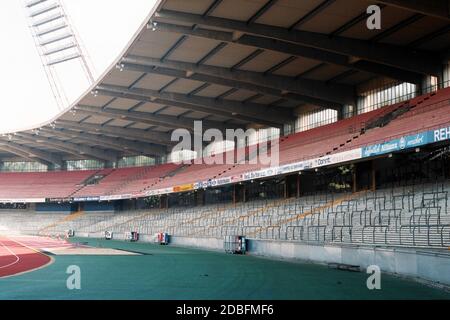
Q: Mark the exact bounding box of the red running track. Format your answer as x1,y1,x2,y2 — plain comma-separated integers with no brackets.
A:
0,236,52,278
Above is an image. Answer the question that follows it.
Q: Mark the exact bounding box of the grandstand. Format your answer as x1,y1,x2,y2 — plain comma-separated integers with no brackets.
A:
1,0,450,300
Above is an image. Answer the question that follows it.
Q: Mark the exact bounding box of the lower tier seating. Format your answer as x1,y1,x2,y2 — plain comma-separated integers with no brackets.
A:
1,181,449,249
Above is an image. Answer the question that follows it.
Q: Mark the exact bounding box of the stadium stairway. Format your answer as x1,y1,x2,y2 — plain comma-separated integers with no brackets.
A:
105,166,154,196
70,169,116,197
139,163,188,192
182,203,242,237
67,169,108,198
191,197,293,238
96,209,167,233
339,87,450,153
38,210,85,235
160,203,234,237
322,91,438,157
245,192,362,239
214,143,273,179
363,90,437,130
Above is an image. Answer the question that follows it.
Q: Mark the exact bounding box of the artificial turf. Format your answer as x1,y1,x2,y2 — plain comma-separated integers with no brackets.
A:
0,237,448,300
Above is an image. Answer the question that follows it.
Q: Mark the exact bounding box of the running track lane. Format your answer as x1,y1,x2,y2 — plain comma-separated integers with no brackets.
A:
0,236,52,278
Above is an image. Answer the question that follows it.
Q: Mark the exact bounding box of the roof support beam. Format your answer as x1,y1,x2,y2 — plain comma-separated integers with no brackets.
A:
94,88,279,127
150,22,424,84
74,105,242,132
121,57,347,108
248,0,278,25
16,133,118,162
96,84,294,127
0,145,46,165
154,10,441,76
0,141,59,166
41,127,168,157
376,0,450,21
0,142,63,167
409,24,450,48
56,120,177,147
289,0,336,30
134,32,352,104
369,14,424,42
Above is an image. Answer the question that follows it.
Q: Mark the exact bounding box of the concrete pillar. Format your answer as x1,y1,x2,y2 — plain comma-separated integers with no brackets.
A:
281,122,295,137
160,195,168,209
196,189,205,206
342,104,356,119
284,179,288,198
371,161,376,192
352,165,358,193
104,160,116,169
421,75,438,94
442,62,449,88
296,174,300,198
337,107,344,120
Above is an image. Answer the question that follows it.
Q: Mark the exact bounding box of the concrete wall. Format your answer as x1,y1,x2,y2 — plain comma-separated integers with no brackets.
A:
245,239,450,286
170,235,224,251
71,232,450,287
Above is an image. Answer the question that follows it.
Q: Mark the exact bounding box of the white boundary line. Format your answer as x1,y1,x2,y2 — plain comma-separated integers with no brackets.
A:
0,240,20,269
0,235,54,279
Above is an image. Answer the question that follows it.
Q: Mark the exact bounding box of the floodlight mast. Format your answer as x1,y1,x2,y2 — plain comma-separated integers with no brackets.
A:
23,0,95,111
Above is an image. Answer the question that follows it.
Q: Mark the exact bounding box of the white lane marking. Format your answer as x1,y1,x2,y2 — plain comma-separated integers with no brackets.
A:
0,240,20,269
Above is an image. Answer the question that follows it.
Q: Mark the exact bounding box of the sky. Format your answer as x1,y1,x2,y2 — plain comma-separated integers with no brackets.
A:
0,0,157,134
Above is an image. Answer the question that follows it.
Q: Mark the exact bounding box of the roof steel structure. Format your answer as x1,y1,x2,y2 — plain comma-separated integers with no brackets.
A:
1,0,449,165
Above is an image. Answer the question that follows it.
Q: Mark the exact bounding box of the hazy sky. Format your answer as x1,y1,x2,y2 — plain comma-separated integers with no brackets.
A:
0,0,157,134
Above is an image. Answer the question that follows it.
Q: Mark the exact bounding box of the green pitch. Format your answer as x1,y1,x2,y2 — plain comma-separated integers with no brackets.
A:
0,238,448,300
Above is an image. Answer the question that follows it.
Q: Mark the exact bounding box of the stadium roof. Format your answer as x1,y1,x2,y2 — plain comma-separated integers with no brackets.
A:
1,0,449,165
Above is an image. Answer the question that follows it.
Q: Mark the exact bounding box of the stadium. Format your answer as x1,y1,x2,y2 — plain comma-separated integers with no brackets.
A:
0,0,450,303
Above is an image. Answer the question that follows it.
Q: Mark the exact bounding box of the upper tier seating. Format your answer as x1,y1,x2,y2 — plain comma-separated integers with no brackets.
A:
341,87,450,151
0,88,449,199
73,163,180,197
0,170,97,199
107,163,180,195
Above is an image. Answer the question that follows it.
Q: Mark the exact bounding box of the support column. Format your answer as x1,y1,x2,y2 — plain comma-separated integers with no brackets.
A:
442,61,449,88
196,189,205,206
160,195,168,209
104,160,116,169
352,165,358,193
284,178,288,199
337,107,344,120
296,174,300,198
421,75,437,94
281,121,295,137
371,161,376,192
342,104,356,119
233,184,236,204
